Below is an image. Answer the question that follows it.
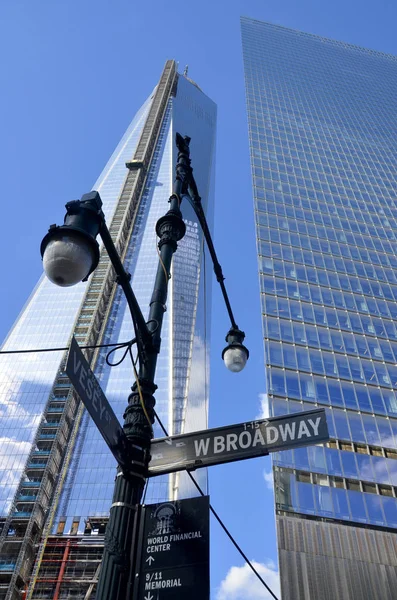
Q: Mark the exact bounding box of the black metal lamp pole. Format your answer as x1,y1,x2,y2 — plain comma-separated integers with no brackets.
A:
94,136,189,600
40,133,248,600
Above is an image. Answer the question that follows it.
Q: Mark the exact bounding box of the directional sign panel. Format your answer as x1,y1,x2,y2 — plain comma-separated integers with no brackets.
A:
133,496,209,600
66,336,129,467
149,407,328,476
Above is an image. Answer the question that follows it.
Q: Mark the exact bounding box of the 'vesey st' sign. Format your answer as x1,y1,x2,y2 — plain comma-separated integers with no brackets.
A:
148,408,328,476
66,336,129,467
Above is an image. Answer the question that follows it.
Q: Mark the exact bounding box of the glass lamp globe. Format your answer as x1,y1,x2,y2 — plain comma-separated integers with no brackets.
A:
223,345,248,373
43,231,96,287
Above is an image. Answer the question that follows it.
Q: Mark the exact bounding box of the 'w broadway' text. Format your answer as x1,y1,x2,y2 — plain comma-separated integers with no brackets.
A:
194,417,321,457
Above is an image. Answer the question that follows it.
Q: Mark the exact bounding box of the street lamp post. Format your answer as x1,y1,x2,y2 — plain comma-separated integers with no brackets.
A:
40,133,248,600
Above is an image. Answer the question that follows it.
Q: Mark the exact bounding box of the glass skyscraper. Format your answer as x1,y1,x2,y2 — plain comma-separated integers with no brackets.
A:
0,61,216,599
242,17,397,599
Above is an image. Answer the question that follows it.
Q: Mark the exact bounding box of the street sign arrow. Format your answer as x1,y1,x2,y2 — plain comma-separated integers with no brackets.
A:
144,593,154,600
148,407,329,476
146,556,155,565
66,336,129,468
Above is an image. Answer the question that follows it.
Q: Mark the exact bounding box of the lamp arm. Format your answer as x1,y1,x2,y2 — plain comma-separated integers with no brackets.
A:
185,176,238,331
98,223,153,364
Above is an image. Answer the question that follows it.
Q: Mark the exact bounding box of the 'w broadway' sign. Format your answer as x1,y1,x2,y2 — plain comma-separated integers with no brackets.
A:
148,408,328,476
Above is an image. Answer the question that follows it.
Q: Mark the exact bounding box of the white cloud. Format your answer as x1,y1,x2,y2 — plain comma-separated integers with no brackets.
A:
263,468,274,490
184,333,210,433
0,372,42,430
217,560,280,600
256,393,269,420
0,437,33,513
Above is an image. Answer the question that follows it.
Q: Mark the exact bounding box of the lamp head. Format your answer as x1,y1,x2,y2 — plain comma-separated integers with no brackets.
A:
40,191,103,287
222,327,249,373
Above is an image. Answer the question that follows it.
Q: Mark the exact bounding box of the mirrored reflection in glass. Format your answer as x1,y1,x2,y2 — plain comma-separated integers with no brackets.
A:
365,493,385,526
331,487,350,519
346,490,367,523
381,496,397,527
297,481,316,514
313,485,333,517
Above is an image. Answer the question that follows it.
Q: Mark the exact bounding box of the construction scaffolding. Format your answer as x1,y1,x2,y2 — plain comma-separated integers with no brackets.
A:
29,524,107,600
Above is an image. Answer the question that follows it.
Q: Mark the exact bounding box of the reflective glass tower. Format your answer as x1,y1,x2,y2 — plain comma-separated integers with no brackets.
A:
0,61,216,599
242,17,397,599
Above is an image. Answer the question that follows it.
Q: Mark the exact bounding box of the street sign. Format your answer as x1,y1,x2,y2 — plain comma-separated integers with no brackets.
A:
148,407,328,476
65,336,129,467
133,496,209,600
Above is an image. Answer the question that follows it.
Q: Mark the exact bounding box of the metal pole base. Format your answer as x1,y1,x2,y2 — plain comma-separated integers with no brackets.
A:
95,469,145,600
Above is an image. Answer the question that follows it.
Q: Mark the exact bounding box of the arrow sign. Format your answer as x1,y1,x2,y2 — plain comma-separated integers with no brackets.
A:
146,556,155,565
148,408,328,476
144,594,154,600
66,336,129,468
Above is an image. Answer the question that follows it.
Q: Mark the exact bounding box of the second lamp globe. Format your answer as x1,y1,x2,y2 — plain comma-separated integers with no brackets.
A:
223,345,249,373
222,327,249,373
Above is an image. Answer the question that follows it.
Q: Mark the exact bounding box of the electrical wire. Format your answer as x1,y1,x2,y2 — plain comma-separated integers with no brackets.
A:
154,193,181,283
128,347,153,432
141,479,149,505
0,340,136,355
156,242,171,282
153,409,168,437
171,192,181,206
106,340,136,367
105,339,153,431
202,243,209,495
152,409,280,600
187,473,279,600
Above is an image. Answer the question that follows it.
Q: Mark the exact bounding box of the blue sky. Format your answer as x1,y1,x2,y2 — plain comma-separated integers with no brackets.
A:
1,1,397,598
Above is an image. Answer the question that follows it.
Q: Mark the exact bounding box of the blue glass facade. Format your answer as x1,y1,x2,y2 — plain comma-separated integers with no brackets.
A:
242,17,397,598
0,63,216,597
